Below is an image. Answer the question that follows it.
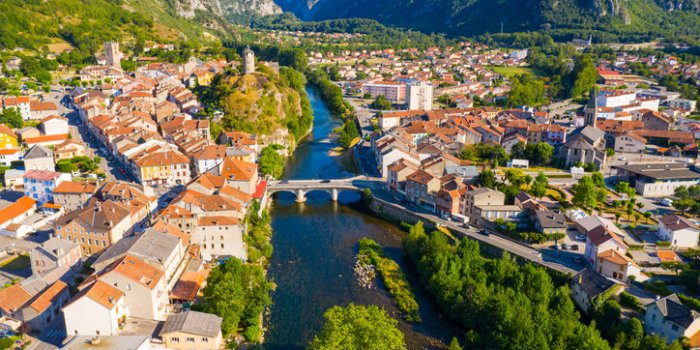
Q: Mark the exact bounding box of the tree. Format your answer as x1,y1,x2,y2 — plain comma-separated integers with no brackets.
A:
591,171,605,188
196,258,271,340
0,108,22,128
478,169,496,189
606,148,615,157
531,172,548,198
643,211,652,223
338,119,359,148
571,54,597,98
615,182,635,198
369,95,392,110
572,176,598,211
504,168,526,186
308,304,406,350
259,145,285,179
448,337,462,350
673,198,694,215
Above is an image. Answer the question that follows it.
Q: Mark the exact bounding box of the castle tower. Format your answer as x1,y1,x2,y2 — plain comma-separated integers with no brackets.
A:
584,87,598,127
104,42,122,69
242,46,255,75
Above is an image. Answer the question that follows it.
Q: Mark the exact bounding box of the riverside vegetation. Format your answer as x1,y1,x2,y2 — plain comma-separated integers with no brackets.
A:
356,238,421,323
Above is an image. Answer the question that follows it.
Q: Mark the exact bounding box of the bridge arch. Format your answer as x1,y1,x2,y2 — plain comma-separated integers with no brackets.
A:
268,187,364,202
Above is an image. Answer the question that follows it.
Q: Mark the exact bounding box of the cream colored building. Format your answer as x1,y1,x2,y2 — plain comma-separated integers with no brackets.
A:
160,311,223,350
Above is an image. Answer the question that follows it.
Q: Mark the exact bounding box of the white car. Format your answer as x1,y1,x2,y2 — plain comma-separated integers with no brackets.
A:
660,198,673,206
575,234,586,241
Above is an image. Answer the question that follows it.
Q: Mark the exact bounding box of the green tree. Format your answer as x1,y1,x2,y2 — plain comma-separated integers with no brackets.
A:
369,95,392,110
448,337,462,350
478,169,496,189
504,168,526,186
531,172,548,198
0,108,22,128
572,176,598,211
259,145,285,179
338,119,359,148
571,54,597,98
308,304,406,350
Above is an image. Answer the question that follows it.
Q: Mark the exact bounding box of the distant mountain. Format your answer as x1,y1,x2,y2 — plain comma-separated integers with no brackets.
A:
272,0,700,41
171,0,282,22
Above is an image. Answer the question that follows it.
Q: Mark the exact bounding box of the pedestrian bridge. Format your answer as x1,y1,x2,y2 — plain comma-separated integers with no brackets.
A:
267,176,383,202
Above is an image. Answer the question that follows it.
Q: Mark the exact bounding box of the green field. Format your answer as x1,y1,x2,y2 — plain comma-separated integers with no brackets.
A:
487,66,543,79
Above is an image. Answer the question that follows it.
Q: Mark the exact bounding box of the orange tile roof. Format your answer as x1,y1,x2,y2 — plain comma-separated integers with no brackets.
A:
0,284,32,313
53,181,97,194
598,249,636,266
0,148,20,156
0,124,15,137
657,250,680,262
24,134,69,144
109,255,163,290
220,158,256,181
170,269,209,301
84,280,124,309
0,196,36,227
28,281,67,313
197,216,240,226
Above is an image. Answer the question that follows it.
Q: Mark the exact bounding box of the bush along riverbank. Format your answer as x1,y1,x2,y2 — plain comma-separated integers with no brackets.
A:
356,237,422,323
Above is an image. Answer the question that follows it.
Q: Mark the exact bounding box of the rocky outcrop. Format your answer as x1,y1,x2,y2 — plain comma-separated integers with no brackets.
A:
173,0,281,19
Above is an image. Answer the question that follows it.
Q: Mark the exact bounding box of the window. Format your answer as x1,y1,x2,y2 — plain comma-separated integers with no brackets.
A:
171,337,180,343
186,337,195,343
221,243,224,249
202,338,208,343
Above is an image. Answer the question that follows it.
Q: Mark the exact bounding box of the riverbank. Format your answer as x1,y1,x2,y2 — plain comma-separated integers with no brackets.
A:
264,87,459,350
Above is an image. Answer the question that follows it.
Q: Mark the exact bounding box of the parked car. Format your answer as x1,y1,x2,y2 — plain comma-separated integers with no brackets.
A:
575,234,586,241
660,198,674,206
561,243,570,250
571,244,579,251
321,179,331,183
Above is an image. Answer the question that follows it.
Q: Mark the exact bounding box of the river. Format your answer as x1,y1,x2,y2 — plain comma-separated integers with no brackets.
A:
264,87,458,350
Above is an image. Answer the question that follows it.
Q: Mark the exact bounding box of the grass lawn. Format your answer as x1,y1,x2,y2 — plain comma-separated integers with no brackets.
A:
0,255,30,272
487,66,544,79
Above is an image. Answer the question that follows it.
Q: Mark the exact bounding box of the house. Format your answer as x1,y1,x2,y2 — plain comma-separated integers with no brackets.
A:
130,148,191,187
405,169,440,210
63,280,126,336
159,311,223,350
596,249,646,283
584,225,627,266
193,216,246,261
570,268,621,315
387,159,420,198
0,124,18,149
52,181,97,211
24,145,55,171
461,188,505,224
533,210,567,234
29,101,59,120
23,134,69,148
3,169,24,189
53,140,87,161
658,214,700,249
3,96,30,120
219,158,258,194
615,132,647,153
92,228,187,289
30,237,82,279
644,294,700,348
39,115,69,136
99,255,169,321
560,91,607,169
641,110,672,130
0,148,21,167
15,280,69,331
0,196,37,238
53,200,133,256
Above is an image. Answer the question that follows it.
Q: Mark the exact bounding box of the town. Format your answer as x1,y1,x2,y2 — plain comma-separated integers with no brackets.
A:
0,25,698,350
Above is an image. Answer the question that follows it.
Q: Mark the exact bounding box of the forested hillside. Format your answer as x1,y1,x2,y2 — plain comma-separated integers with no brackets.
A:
272,0,700,43
0,0,231,54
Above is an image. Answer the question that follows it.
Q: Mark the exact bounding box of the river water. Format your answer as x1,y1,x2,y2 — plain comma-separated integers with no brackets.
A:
264,87,458,350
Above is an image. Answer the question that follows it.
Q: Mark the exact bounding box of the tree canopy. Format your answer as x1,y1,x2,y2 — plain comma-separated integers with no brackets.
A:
307,303,406,350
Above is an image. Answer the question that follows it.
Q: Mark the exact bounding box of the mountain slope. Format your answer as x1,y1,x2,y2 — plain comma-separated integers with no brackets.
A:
0,0,232,53
273,0,700,41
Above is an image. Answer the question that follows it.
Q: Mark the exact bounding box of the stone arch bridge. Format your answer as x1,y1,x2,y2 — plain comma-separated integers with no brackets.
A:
267,176,383,202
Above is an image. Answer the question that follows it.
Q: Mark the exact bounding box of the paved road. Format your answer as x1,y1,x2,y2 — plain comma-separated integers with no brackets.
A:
544,99,583,116
346,97,376,138
64,110,133,182
364,184,580,274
